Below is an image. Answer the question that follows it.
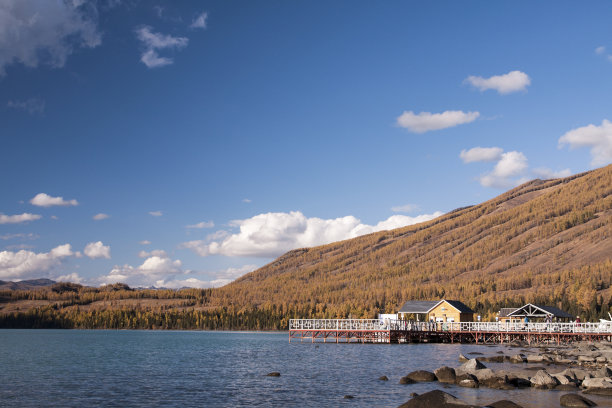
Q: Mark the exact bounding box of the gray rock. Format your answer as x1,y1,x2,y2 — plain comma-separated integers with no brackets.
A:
583,388,612,396
474,368,496,382
434,366,456,383
481,355,505,363
343,395,354,399
397,390,476,408
556,384,578,390
527,354,545,363
593,367,612,378
378,375,389,381
481,375,515,390
458,353,469,362
405,370,437,382
578,356,596,363
559,393,597,407
399,376,415,384
508,354,526,363
456,358,486,375
530,370,559,389
582,377,612,389
487,401,524,408
456,373,479,388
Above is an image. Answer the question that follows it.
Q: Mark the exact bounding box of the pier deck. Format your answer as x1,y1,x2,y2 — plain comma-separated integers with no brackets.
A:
289,319,612,345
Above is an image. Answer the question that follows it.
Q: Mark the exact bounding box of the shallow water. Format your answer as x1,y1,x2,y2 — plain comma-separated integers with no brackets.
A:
0,330,610,407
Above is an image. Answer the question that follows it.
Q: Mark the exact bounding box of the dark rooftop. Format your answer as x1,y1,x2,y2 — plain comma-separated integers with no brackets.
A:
398,300,439,314
507,303,573,319
442,300,475,314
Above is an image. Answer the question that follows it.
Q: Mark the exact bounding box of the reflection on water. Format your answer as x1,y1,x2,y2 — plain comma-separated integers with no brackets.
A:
0,330,610,407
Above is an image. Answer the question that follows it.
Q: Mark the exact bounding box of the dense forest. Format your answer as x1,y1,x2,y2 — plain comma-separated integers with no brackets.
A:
1,165,611,330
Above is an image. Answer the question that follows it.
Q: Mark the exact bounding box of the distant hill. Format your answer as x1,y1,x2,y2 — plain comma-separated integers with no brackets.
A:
0,279,56,291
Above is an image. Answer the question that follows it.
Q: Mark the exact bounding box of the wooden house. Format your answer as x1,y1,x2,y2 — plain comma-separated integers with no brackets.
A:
398,299,475,322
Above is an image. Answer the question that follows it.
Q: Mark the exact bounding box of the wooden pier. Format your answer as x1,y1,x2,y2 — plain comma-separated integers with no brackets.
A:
289,319,612,345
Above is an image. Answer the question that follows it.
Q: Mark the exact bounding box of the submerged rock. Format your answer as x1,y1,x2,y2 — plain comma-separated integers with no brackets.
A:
487,401,524,408
397,390,476,408
480,355,505,363
434,366,456,383
405,370,437,382
378,375,389,381
265,372,281,377
343,395,354,399
399,376,415,384
508,354,526,363
559,393,597,407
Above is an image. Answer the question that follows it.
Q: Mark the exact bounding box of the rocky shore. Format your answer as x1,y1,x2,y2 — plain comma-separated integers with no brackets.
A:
395,340,612,407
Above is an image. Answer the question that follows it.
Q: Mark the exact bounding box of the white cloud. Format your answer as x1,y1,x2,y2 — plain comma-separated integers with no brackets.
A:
391,204,419,213
180,210,443,258
55,272,83,283
459,147,504,163
138,249,167,258
139,240,152,245
93,213,109,220
0,233,39,241
149,210,163,217
190,12,207,29
0,0,101,76
479,151,529,188
7,98,45,115
595,46,606,55
465,70,531,94
157,264,258,289
532,167,572,179
101,254,182,287
0,244,73,280
83,241,111,259
30,193,78,207
135,26,188,68
242,198,252,203
186,221,214,229
396,110,479,133
0,212,41,224
558,119,612,166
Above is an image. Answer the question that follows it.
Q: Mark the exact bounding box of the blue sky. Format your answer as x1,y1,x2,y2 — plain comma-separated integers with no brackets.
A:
1,0,611,288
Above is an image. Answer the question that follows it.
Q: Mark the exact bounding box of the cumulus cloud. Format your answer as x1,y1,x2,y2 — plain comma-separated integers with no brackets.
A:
180,210,443,258
391,204,419,213
0,0,101,76
138,249,167,258
558,119,612,166
30,193,78,207
100,254,183,287
0,244,73,280
55,272,83,283
186,221,214,229
465,70,531,94
149,211,163,217
0,213,41,224
532,167,572,179
190,12,207,29
595,46,606,55
7,98,45,115
459,147,504,163
83,241,111,259
479,151,529,188
396,110,479,133
157,264,258,289
92,213,109,220
135,26,188,68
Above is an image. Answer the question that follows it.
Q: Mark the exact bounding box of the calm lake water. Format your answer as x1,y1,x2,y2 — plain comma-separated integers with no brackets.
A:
0,330,610,407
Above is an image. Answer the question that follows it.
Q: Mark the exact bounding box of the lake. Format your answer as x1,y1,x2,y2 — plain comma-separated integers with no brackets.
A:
0,330,610,407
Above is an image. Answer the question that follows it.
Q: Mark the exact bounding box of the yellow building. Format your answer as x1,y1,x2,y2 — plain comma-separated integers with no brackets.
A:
397,299,475,322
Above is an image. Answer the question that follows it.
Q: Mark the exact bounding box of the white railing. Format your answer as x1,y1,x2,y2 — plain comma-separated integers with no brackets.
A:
289,319,612,334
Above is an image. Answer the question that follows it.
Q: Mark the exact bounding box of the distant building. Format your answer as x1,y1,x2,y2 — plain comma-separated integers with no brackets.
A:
497,303,573,322
398,299,475,322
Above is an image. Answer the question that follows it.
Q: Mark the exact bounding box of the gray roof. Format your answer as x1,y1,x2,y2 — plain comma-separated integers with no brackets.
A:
498,308,517,317
507,303,573,319
398,300,439,314
442,300,475,314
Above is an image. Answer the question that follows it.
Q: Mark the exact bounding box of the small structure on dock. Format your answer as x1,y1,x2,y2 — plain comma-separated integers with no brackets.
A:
500,303,573,322
398,299,475,322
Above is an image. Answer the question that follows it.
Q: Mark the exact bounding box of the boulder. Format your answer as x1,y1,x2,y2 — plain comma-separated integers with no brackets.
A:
265,372,281,377
595,357,608,363
399,376,415,385
508,376,532,388
468,352,484,355
397,390,476,408
487,401,523,408
378,375,389,381
508,354,526,363
456,358,486,375
530,370,559,389
456,373,479,388
405,370,437,382
481,375,515,390
553,374,575,385
474,368,496,382
559,393,597,407
593,366,612,378
578,356,596,363
458,353,469,362
481,355,505,363
526,354,545,363
434,366,456,383
582,377,612,389
343,395,354,399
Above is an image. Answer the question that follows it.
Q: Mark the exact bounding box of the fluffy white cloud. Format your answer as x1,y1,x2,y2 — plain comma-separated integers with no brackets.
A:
83,241,111,259
101,254,182,287
149,210,163,217
595,46,606,55
156,264,258,289
190,12,207,29
55,272,83,283
139,240,152,245
0,213,41,224
93,213,109,220
138,249,167,258
7,98,45,115
479,151,529,188
0,0,101,76
181,210,443,258
242,198,252,203
558,119,612,166
391,204,419,213
30,193,78,207
0,244,73,280
459,147,504,163
396,110,479,133
186,221,214,229
532,167,572,179
465,70,531,94
135,26,188,68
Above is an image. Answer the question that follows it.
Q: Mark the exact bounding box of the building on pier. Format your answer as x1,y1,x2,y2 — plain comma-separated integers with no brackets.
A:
498,303,574,323
397,299,475,322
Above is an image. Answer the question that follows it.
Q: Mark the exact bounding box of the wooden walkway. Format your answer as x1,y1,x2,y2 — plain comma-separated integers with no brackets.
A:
289,319,612,345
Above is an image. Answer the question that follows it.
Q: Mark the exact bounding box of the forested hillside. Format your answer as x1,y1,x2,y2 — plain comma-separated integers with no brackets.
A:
1,165,611,329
